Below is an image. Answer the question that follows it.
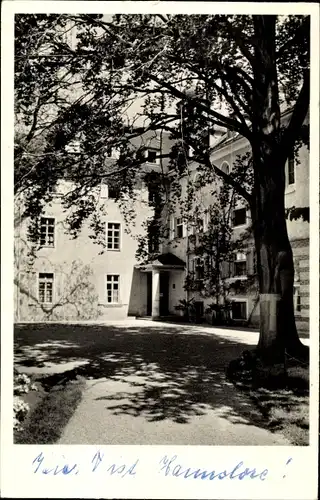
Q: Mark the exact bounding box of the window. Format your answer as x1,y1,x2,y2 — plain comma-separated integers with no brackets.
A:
293,285,301,313
62,25,77,50
148,221,160,253
194,257,205,280
193,217,204,234
148,234,160,254
100,183,120,199
148,184,160,206
148,236,159,254
232,208,247,227
175,217,184,238
106,275,120,303
38,273,54,304
194,173,202,189
287,149,295,185
148,188,156,205
221,161,230,175
107,222,121,250
100,184,108,199
108,185,120,199
231,301,247,320
105,147,120,159
194,301,204,319
40,217,55,247
145,148,159,164
204,211,210,232
65,140,81,154
234,252,247,277
169,215,175,240
47,184,58,195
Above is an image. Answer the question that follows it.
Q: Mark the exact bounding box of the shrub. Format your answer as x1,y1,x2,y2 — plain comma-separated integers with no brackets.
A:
14,370,38,431
175,298,196,321
13,396,30,431
205,301,232,325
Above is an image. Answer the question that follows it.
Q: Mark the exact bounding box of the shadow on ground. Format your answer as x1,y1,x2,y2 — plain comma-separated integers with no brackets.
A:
14,322,306,433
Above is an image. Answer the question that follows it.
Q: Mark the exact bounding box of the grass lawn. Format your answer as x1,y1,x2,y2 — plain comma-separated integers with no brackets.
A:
249,388,309,445
15,376,85,444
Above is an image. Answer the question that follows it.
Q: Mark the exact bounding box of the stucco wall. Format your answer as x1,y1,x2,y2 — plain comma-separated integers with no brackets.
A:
15,183,151,321
161,127,309,330
168,270,186,314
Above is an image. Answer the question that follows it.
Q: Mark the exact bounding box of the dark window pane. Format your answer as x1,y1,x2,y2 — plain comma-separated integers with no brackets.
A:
108,186,120,199
147,150,157,163
288,152,295,185
297,295,301,311
176,225,183,238
232,301,247,320
233,208,246,227
39,273,53,280
39,218,55,246
234,261,247,276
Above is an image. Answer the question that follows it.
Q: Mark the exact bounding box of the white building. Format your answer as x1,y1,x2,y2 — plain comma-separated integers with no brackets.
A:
15,116,309,331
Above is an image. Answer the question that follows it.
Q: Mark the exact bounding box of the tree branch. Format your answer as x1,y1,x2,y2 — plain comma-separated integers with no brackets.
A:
148,73,250,137
276,17,310,60
223,20,256,69
204,156,252,203
278,71,309,164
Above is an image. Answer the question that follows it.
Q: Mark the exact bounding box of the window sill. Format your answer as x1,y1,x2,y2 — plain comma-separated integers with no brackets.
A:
99,303,124,308
48,192,61,198
28,303,53,308
232,224,248,230
285,184,296,195
225,276,248,282
144,161,160,166
106,248,121,252
171,236,186,241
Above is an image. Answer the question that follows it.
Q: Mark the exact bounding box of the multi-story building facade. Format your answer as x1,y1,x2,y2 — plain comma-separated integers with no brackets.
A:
14,131,169,321
15,114,309,331
156,113,309,331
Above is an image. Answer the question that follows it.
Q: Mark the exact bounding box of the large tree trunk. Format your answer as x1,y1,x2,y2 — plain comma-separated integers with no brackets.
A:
250,16,308,364
251,178,308,364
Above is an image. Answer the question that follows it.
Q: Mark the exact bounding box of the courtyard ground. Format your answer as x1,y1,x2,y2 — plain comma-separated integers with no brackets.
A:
14,320,309,445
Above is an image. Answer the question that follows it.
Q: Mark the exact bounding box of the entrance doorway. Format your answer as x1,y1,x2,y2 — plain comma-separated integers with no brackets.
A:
146,272,152,316
159,272,169,316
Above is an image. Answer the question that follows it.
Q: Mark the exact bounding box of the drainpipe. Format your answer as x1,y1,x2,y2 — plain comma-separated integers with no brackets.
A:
16,197,21,322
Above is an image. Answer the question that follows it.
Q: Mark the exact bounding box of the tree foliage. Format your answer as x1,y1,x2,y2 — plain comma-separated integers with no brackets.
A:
15,14,309,225
15,14,310,360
